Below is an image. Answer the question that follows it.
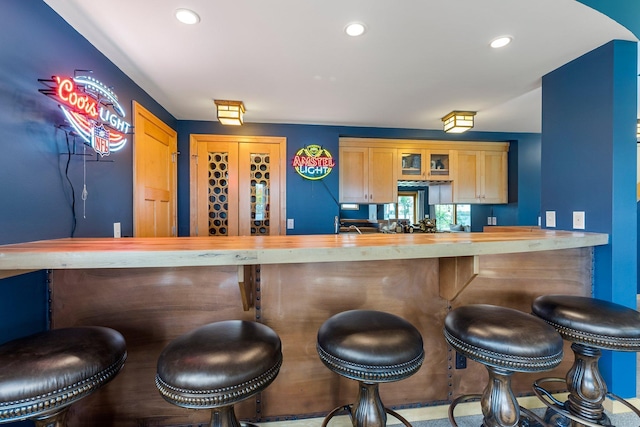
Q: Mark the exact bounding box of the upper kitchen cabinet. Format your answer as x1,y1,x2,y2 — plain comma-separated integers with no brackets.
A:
453,149,508,204
339,145,397,204
398,149,452,180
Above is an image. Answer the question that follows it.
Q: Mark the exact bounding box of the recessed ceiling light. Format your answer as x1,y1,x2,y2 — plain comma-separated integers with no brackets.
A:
490,36,512,49
345,22,366,37
175,8,200,25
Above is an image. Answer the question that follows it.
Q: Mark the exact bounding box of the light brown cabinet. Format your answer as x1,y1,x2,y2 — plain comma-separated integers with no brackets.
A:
339,146,397,203
398,149,452,180
340,138,508,205
453,150,507,204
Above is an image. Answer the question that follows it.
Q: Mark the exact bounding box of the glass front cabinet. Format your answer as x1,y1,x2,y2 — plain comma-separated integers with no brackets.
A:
398,149,452,181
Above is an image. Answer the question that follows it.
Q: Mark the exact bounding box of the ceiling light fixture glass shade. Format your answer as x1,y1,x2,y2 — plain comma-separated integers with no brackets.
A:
490,36,512,48
175,8,200,25
214,100,245,126
345,22,366,37
441,111,476,133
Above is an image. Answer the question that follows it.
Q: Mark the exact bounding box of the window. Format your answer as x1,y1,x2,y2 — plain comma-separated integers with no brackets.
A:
433,204,471,231
384,191,424,224
398,192,416,224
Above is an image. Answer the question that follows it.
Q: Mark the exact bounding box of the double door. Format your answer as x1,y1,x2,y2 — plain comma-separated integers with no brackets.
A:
190,135,286,236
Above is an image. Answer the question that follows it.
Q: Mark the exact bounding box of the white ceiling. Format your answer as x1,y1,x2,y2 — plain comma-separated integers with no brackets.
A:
44,0,636,133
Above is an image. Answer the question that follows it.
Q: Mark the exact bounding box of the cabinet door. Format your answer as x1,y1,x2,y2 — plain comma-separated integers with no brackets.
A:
481,151,507,203
339,146,369,203
453,150,481,203
426,150,452,180
398,149,426,179
369,148,397,203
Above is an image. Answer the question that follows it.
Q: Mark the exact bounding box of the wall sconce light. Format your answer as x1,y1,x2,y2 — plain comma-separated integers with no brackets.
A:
214,100,245,126
441,111,476,133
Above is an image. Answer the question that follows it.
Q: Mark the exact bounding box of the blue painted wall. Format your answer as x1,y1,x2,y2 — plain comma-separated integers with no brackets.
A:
541,40,638,397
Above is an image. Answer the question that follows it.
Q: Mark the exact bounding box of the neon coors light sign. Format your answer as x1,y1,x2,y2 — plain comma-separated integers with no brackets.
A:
39,74,131,156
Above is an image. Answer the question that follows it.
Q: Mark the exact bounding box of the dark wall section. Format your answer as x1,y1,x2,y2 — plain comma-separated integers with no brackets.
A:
542,40,637,397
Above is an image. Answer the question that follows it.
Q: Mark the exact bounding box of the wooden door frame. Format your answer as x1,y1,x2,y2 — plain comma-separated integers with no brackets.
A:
189,134,287,236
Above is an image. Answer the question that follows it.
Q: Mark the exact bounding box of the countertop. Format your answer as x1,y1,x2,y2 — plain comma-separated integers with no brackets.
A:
0,230,608,271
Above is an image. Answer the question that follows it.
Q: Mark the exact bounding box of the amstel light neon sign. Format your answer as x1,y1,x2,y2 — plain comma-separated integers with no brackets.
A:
40,74,131,156
292,144,335,180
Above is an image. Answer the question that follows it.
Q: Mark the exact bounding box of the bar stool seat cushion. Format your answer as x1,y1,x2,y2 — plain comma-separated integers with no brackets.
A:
156,320,282,409
0,326,127,422
532,294,640,351
444,304,563,372
317,310,424,383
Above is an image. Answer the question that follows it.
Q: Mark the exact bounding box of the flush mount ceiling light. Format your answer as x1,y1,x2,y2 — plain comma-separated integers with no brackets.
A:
345,22,366,37
175,8,200,25
214,100,245,126
441,111,476,133
490,35,513,48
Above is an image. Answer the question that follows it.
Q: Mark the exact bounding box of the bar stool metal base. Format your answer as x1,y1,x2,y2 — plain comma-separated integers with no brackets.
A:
534,376,640,427
533,342,640,427
320,382,412,427
447,367,547,427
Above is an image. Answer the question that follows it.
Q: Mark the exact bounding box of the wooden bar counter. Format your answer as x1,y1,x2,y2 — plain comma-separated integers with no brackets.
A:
0,231,608,426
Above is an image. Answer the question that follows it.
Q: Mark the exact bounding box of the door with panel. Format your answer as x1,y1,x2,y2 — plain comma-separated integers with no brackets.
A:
133,102,178,237
191,135,286,236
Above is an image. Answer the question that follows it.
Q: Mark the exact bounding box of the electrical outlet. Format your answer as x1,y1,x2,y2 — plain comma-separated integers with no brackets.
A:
455,351,467,369
491,217,497,226
573,211,585,230
287,218,294,229
113,222,121,238
545,211,556,228
487,216,492,225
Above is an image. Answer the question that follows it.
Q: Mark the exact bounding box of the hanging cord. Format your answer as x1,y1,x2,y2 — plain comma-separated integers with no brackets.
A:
81,142,88,218
63,132,77,236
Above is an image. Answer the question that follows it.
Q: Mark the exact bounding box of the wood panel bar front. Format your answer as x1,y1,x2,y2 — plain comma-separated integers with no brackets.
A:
46,248,592,426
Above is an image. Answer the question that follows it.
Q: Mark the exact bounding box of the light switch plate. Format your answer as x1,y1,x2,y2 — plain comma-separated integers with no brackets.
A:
287,218,294,229
545,211,556,228
573,211,585,230
113,222,121,238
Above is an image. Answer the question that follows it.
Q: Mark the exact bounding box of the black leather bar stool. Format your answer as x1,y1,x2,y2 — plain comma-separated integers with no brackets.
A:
316,310,424,427
0,326,127,426
532,294,640,426
156,320,282,427
444,304,564,427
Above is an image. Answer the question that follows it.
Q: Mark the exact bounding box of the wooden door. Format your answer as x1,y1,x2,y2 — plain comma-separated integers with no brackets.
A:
339,146,368,203
238,143,282,236
369,147,397,203
190,135,286,236
453,150,480,203
133,102,177,237
195,140,239,236
482,151,508,203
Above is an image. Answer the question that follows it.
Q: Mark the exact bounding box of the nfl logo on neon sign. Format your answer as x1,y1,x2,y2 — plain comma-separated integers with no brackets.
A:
92,124,110,156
